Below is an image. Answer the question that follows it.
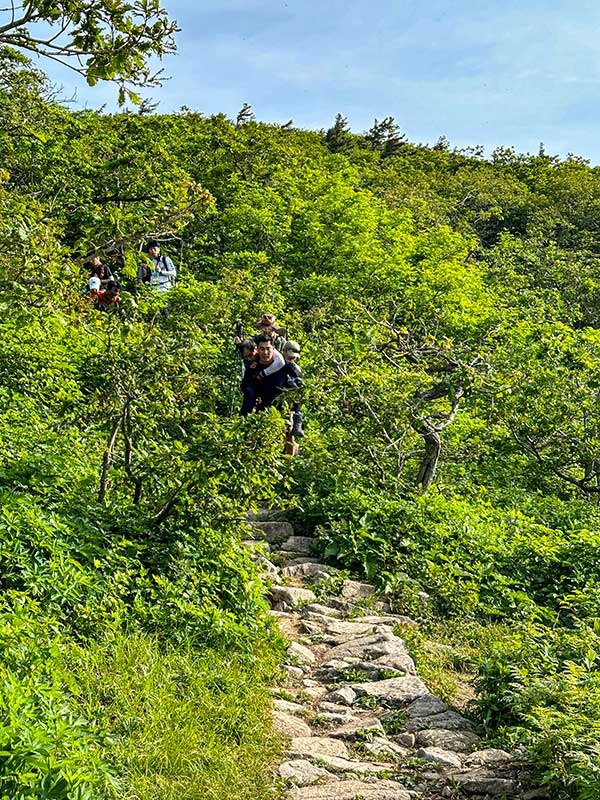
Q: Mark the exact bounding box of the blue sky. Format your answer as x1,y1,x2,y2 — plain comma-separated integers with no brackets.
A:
38,0,600,163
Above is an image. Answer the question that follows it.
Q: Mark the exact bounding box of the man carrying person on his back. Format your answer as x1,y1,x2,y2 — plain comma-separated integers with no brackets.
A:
241,335,289,414
239,336,288,415
138,239,176,291
96,280,121,311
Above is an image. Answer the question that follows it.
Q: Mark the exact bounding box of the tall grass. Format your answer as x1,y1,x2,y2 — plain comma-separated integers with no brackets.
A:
66,630,284,800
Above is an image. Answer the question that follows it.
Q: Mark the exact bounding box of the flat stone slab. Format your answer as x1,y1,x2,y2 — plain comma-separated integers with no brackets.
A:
288,641,317,665
329,716,386,740
340,579,376,600
313,754,389,775
284,562,336,578
271,586,317,607
362,737,410,758
272,711,313,738
352,654,417,677
303,603,344,618
406,710,474,732
288,779,412,800
415,729,480,751
464,748,512,767
351,675,429,706
274,698,306,714
415,746,462,769
289,737,350,759
250,520,295,541
278,759,337,786
324,633,414,665
281,536,314,553
450,768,518,796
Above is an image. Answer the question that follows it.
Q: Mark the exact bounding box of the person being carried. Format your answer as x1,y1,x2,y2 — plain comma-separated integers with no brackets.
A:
281,340,304,438
96,280,120,311
239,336,287,415
138,239,176,292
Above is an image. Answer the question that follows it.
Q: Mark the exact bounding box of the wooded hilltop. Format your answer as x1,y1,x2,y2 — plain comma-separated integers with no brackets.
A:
3,42,600,799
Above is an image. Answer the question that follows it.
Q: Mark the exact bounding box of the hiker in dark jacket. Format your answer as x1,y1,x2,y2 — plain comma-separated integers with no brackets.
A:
241,335,289,414
87,254,113,286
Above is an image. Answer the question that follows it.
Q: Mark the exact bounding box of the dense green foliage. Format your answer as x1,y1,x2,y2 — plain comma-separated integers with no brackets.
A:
5,42,600,798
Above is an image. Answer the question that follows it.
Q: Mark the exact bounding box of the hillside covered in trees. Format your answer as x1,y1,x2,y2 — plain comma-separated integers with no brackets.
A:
4,41,600,799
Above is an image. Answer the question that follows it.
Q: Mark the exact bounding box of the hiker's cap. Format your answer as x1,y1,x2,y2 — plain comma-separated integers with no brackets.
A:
283,340,301,355
89,276,101,291
256,312,284,331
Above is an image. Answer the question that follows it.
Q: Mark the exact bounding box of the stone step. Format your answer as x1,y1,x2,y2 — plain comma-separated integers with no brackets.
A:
288,779,411,800
250,520,296,541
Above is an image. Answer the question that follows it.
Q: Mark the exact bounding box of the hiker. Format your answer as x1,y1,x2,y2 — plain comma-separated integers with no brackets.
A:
87,254,113,286
240,334,289,414
138,239,176,292
239,336,287,415
281,340,305,438
255,313,286,352
96,280,120,311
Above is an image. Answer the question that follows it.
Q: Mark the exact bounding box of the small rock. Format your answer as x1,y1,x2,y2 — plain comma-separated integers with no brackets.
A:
329,716,386,740
283,665,305,681
340,579,376,600
415,729,480,751
271,586,317,607
288,641,317,665
278,759,337,786
394,732,416,748
288,779,411,800
288,736,350,759
415,746,462,769
272,711,313,738
325,687,357,706
405,694,448,718
464,748,512,767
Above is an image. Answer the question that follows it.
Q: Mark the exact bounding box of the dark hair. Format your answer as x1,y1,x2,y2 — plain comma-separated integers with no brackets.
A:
255,333,272,345
106,280,119,291
145,239,160,251
240,338,256,350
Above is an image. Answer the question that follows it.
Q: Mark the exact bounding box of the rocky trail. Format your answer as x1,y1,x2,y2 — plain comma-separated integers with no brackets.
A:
245,511,547,800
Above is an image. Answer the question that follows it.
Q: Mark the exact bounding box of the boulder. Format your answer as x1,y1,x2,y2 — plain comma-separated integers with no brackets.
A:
288,641,317,665
405,694,448,718
463,748,512,767
284,562,336,578
362,737,410,758
281,536,314,553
